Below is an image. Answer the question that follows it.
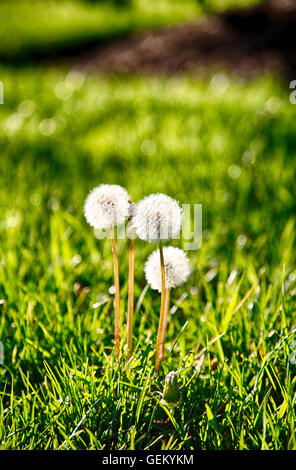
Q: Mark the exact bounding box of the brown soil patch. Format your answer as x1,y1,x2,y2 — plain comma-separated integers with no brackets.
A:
71,0,296,79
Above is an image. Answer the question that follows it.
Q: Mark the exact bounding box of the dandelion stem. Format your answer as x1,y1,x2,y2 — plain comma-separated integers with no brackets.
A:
111,229,120,360
127,237,135,359
160,288,170,364
155,240,166,373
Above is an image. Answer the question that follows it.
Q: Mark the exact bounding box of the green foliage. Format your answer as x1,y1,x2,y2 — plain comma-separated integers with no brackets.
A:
0,64,295,449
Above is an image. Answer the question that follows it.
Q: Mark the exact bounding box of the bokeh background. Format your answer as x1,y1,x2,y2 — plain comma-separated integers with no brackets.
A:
1,0,296,450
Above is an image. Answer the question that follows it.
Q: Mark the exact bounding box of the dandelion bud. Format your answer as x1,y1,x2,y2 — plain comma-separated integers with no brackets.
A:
162,371,181,407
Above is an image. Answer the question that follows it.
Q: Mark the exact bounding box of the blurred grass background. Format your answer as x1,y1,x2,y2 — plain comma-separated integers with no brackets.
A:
1,0,296,451
0,0,259,60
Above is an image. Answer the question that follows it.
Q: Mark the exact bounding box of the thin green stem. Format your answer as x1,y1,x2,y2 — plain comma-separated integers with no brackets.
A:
159,288,170,364
111,229,120,360
127,237,135,359
155,240,166,374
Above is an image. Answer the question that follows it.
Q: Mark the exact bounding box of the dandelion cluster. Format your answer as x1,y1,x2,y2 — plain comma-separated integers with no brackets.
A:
84,183,192,371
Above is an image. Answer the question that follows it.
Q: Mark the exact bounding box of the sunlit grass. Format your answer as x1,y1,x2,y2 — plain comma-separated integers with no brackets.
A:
0,65,295,449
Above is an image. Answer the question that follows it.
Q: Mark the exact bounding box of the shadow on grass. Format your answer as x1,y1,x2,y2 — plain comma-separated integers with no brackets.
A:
67,0,296,81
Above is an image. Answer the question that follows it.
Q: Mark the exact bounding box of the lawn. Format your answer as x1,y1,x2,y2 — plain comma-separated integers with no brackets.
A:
0,63,296,449
0,0,296,452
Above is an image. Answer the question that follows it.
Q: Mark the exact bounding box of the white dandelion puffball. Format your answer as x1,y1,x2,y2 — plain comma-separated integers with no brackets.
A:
144,246,191,292
133,193,182,242
84,184,130,230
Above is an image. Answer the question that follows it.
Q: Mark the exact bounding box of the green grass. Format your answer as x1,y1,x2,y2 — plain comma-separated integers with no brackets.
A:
0,0,260,60
0,65,296,449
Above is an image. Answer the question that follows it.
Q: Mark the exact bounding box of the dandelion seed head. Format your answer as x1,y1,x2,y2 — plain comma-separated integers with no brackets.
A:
84,184,130,230
144,246,191,292
133,193,182,242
